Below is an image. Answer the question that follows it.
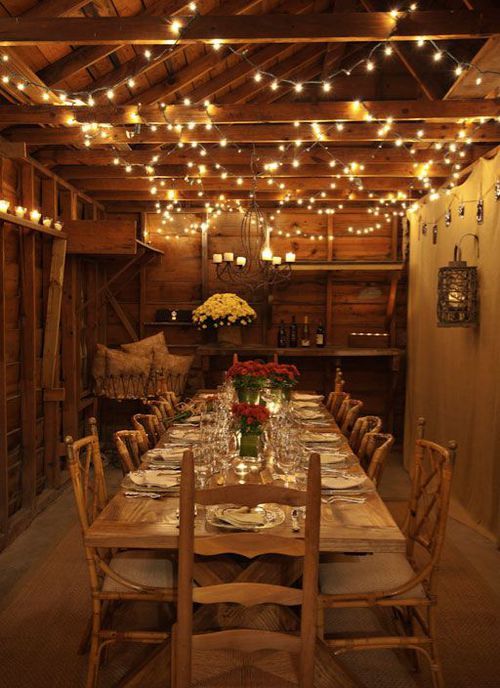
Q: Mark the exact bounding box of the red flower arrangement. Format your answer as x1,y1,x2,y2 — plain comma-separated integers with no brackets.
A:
226,360,270,389
232,402,270,434
265,362,300,388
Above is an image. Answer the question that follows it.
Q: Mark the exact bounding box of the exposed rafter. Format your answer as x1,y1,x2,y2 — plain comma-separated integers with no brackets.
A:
1,100,497,124
0,12,497,46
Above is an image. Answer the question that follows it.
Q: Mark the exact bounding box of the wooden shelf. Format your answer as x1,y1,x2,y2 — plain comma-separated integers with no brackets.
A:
198,345,402,358
0,211,67,239
143,321,195,327
290,261,405,272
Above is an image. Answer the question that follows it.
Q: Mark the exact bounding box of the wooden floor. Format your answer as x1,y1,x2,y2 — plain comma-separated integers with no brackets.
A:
1,461,500,688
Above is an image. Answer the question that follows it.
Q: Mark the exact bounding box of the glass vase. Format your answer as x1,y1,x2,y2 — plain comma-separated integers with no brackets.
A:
237,386,261,404
239,431,261,458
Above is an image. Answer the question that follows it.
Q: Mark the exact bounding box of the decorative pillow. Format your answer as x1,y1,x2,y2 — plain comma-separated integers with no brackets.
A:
92,343,151,378
92,344,152,399
121,332,169,359
153,352,195,395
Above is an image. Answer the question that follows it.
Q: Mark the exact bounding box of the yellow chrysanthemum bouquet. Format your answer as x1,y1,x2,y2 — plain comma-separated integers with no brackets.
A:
192,293,256,330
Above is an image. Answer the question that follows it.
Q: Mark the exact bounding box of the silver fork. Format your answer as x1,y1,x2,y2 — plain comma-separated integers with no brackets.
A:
323,495,367,504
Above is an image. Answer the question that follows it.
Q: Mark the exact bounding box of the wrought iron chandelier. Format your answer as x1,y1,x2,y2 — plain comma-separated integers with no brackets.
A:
212,199,295,292
437,233,479,328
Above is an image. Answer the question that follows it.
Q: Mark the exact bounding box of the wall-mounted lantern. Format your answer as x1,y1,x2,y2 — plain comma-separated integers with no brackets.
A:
437,233,479,328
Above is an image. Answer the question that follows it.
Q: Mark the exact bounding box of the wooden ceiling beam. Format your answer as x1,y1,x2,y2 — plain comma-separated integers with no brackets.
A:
0,12,497,45
103,201,390,212
9,122,500,144
37,145,480,166
59,162,450,178
88,189,422,200
71,177,432,191
2,100,498,124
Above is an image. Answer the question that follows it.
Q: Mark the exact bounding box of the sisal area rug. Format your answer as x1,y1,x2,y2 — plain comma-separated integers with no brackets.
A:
0,502,499,688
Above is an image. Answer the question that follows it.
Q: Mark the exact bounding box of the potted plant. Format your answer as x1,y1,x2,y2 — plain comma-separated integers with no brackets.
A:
232,402,270,458
226,360,269,403
192,292,256,346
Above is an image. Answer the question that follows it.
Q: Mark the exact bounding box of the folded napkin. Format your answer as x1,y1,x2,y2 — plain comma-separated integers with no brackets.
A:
293,393,324,401
302,431,341,443
292,400,322,409
296,408,326,419
322,474,366,490
147,446,185,456
320,451,349,464
215,507,267,527
128,470,178,489
170,428,200,439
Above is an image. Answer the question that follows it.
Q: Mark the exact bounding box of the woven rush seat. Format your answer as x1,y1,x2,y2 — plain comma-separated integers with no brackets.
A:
103,551,175,593
320,553,426,599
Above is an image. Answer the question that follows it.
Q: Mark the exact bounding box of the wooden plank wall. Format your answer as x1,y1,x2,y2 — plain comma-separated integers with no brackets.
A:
0,154,102,551
105,209,406,433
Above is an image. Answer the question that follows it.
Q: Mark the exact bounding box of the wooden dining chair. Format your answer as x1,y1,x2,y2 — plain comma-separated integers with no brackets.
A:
65,429,176,688
339,398,363,437
318,427,457,688
132,412,162,448
349,415,383,455
361,431,394,487
113,429,147,473
147,399,175,434
174,451,321,688
327,391,350,421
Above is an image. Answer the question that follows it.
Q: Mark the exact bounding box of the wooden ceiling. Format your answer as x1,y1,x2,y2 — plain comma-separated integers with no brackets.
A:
0,0,498,213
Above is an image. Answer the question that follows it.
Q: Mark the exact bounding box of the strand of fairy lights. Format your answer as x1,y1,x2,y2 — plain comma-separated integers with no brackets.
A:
0,4,496,225
1,4,498,104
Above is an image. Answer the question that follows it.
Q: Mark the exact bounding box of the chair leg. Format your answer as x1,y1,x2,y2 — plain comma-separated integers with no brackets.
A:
86,602,102,688
428,608,445,688
316,605,325,640
170,624,177,688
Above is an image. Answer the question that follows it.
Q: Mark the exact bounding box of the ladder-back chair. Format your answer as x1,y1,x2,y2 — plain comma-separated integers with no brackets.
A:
65,422,175,688
113,429,147,473
339,398,363,436
319,421,456,688
149,398,176,428
132,413,162,448
174,451,321,688
349,415,382,455
361,432,394,487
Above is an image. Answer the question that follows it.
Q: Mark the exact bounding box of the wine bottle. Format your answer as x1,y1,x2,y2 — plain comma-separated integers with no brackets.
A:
301,316,311,347
289,316,298,347
316,322,326,347
277,320,288,347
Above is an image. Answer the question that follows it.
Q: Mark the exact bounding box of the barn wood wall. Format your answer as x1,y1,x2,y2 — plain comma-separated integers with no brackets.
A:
105,209,407,433
0,154,102,551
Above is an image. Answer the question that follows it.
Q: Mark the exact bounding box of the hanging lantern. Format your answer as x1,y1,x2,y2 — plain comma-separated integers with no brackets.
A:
437,233,479,328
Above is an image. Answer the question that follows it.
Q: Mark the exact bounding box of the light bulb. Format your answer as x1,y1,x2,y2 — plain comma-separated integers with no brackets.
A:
254,72,262,82
322,81,331,92
366,60,374,71
106,89,114,99
271,80,279,90
294,83,303,93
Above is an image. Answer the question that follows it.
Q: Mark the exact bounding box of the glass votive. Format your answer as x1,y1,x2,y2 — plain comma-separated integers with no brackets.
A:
54,220,63,231
0,200,10,213
42,217,52,228
15,206,27,218
30,209,41,223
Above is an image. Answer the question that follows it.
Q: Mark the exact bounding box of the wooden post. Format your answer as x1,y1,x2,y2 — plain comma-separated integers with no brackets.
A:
326,215,335,344
20,163,37,508
0,226,8,543
60,190,79,443
201,223,209,301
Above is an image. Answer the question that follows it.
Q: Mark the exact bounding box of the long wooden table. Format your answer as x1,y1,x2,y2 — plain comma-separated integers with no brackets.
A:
85,394,405,687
